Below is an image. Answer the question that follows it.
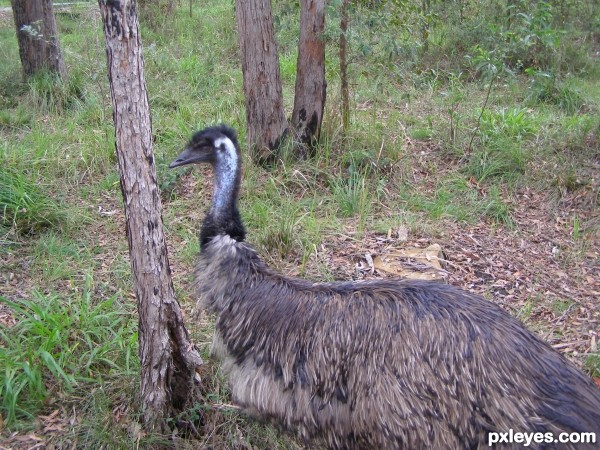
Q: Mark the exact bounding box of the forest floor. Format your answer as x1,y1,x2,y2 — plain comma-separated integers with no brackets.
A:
2,134,599,449
1,1,599,448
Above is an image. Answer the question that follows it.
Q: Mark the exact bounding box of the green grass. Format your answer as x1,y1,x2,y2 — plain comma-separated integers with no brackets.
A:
465,140,528,183
0,0,599,447
0,277,137,426
0,105,32,129
401,178,513,225
584,354,600,379
25,69,86,114
551,299,575,316
253,199,302,259
526,72,586,114
0,166,65,236
331,170,372,219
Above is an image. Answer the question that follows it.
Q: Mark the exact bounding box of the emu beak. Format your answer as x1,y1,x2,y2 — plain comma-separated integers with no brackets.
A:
169,147,210,168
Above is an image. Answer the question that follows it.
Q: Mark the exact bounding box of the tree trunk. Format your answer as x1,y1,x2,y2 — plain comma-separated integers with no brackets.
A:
421,0,430,54
97,0,202,432
10,0,66,79
339,0,350,134
291,0,326,158
235,0,288,164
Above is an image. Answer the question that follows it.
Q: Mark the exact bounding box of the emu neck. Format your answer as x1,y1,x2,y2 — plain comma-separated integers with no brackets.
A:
210,162,240,220
200,142,245,248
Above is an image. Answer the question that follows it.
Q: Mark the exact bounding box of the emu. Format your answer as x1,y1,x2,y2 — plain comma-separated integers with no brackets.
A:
170,125,600,450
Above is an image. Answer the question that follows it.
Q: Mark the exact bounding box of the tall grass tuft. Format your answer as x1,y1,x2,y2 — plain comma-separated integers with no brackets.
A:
0,166,64,236
526,71,585,114
331,163,373,220
26,70,85,113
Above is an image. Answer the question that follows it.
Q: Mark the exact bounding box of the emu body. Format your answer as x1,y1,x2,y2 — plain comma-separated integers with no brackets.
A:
171,125,600,450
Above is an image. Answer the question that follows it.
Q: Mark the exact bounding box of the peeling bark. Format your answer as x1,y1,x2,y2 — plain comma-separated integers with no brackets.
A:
10,0,66,79
97,0,202,431
235,0,288,164
292,0,326,158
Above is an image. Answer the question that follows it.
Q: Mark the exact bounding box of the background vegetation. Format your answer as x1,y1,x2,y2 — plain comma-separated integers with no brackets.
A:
1,0,599,447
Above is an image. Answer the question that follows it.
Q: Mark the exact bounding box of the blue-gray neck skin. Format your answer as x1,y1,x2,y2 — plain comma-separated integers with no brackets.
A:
211,136,239,218
200,134,246,248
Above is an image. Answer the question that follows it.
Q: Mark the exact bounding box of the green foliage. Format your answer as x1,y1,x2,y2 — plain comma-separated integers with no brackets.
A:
551,299,574,316
501,0,561,70
256,200,302,259
465,106,536,182
465,45,506,80
480,185,513,226
409,126,432,140
0,278,137,426
156,152,191,199
279,51,298,83
479,107,538,140
516,295,538,321
429,0,596,81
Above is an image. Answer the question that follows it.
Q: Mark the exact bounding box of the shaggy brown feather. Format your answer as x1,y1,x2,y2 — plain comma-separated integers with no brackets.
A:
195,235,600,450
172,126,600,450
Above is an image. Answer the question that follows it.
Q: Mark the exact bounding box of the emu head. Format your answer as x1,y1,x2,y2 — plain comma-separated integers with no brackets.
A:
169,124,240,172
169,125,246,245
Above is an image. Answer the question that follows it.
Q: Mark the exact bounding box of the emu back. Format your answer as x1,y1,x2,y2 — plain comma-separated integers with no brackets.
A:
195,235,600,450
